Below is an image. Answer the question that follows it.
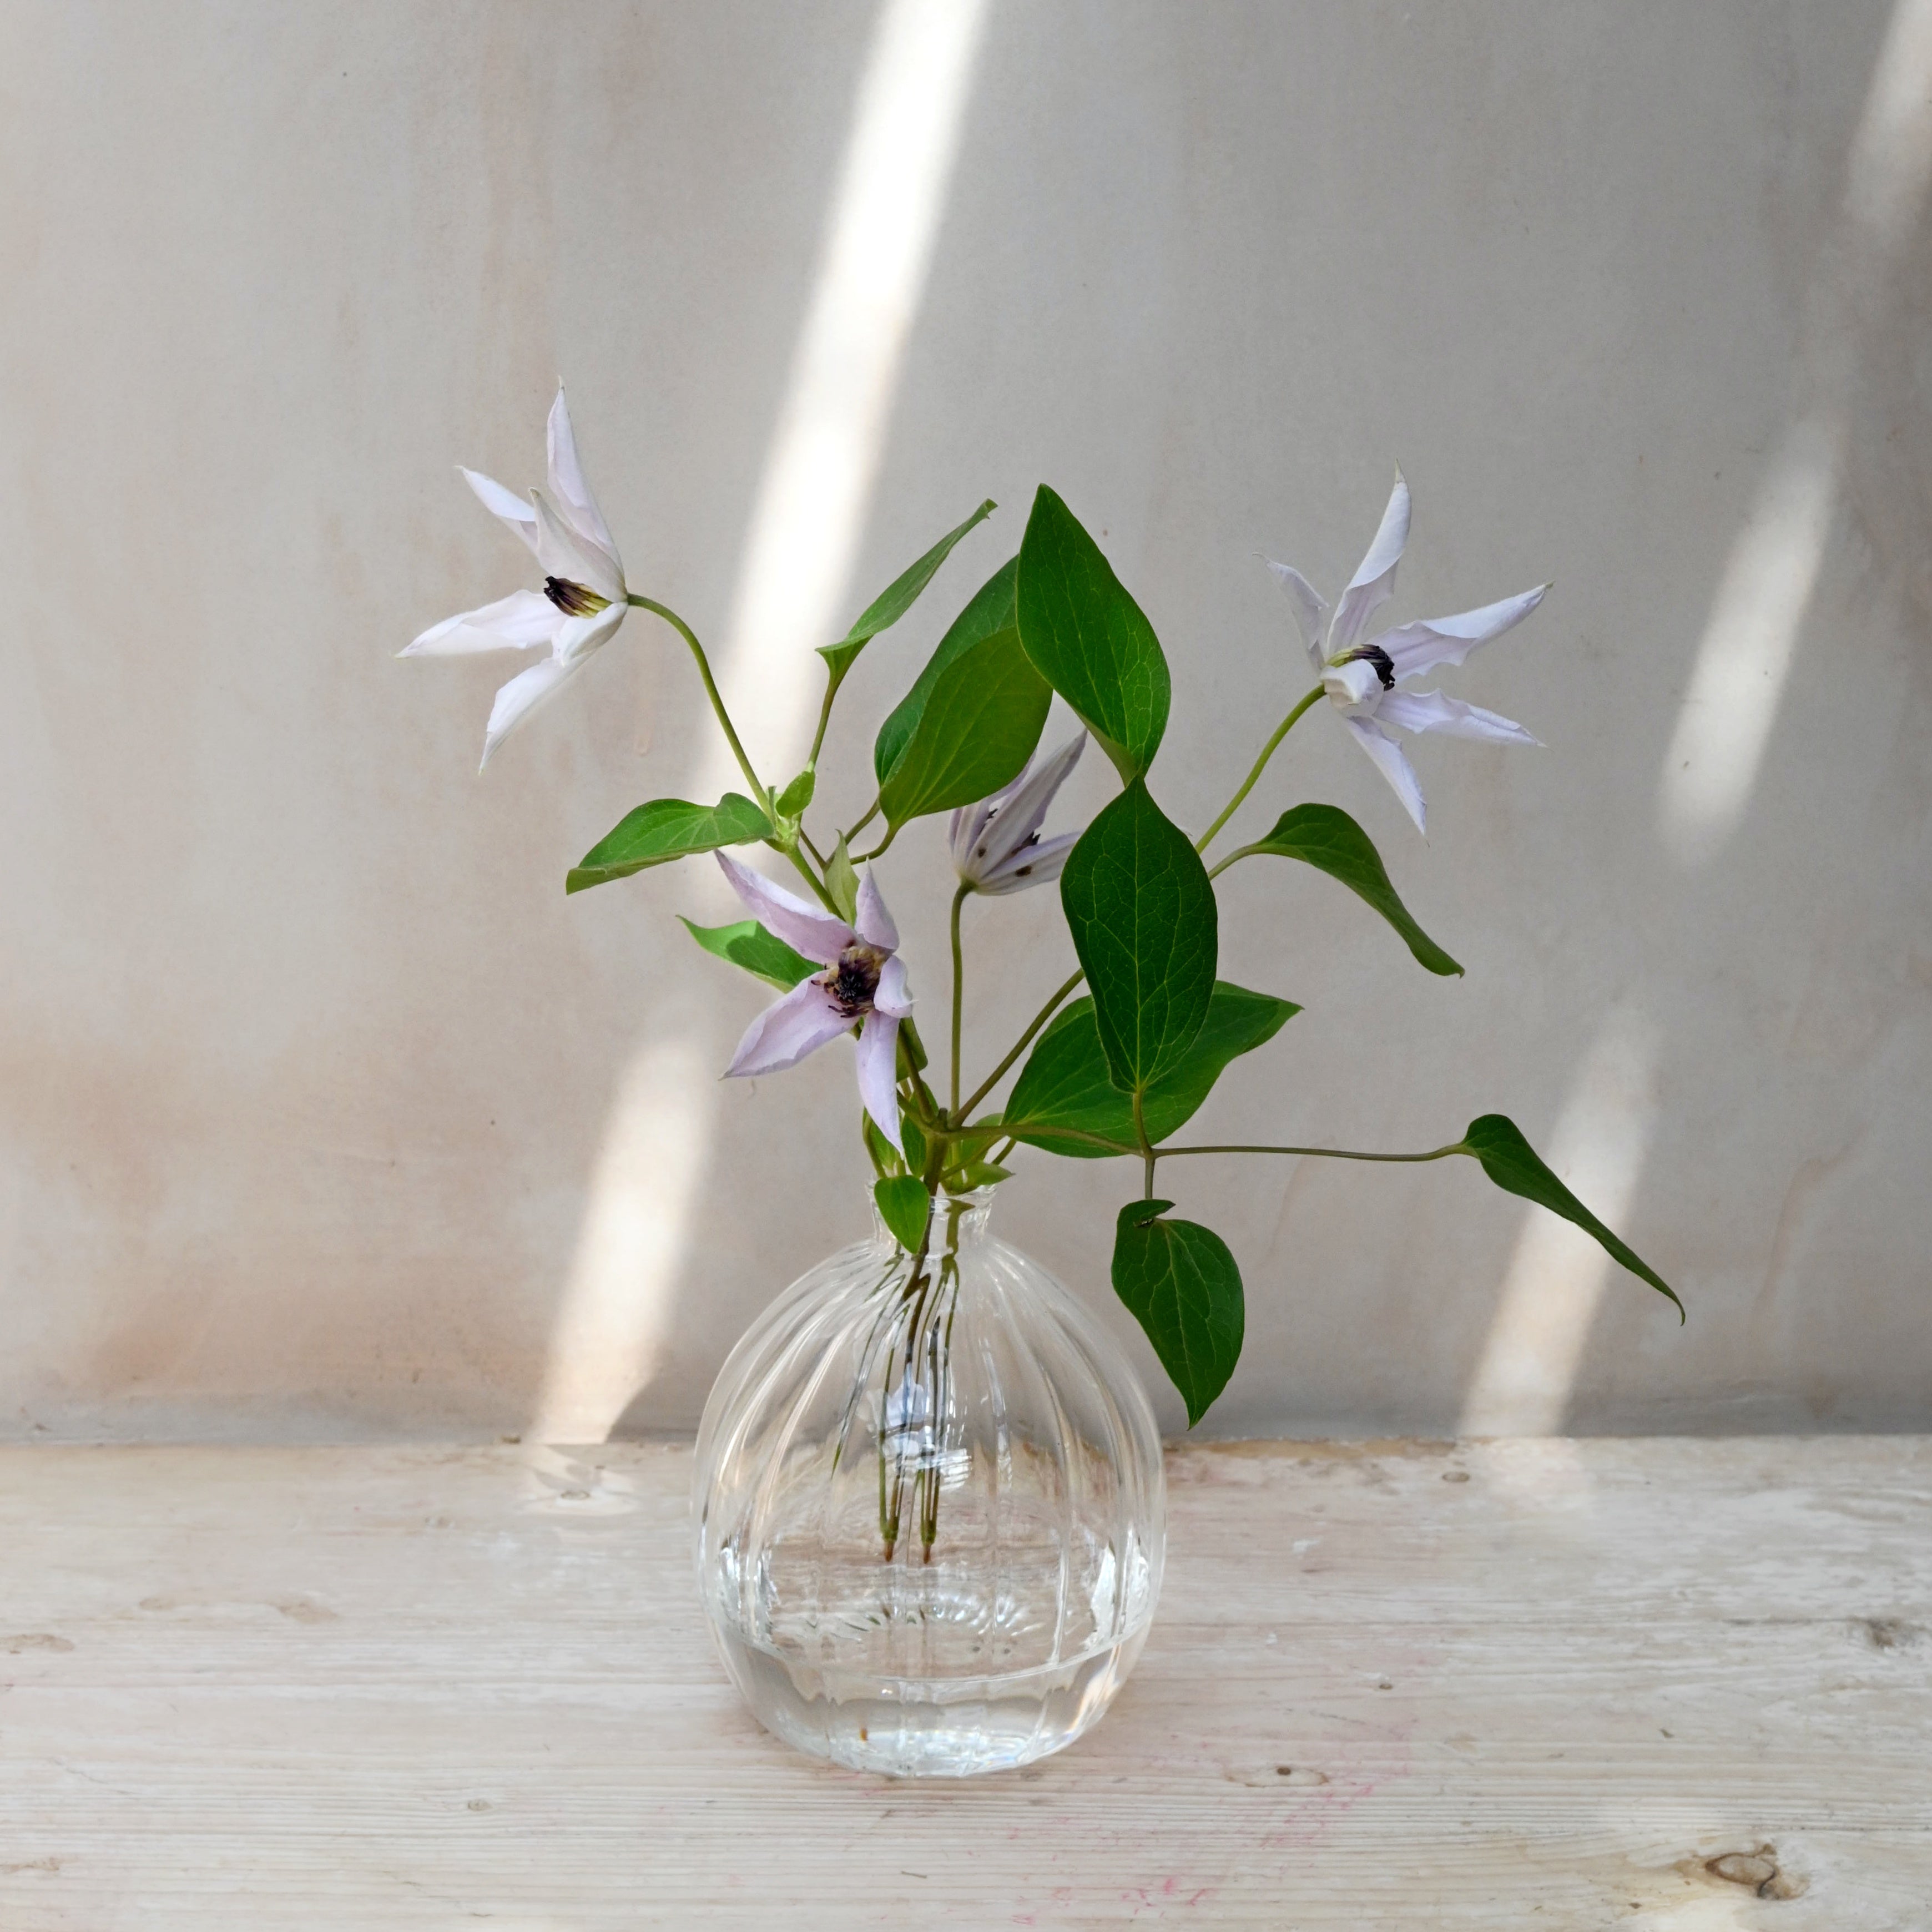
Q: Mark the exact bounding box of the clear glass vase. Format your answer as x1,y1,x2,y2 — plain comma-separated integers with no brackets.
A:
693,1188,1166,1777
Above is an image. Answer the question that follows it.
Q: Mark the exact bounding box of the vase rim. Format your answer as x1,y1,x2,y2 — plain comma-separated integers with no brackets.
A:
865,1183,1000,1244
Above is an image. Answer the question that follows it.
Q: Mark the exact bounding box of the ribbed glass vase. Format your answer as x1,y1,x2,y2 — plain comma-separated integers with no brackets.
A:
693,1188,1165,1777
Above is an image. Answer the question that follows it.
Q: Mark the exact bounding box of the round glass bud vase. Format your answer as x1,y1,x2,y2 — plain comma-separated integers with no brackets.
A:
693,1187,1166,1778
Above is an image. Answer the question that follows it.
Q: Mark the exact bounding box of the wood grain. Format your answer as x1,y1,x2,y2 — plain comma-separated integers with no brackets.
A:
1,1438,1926,1928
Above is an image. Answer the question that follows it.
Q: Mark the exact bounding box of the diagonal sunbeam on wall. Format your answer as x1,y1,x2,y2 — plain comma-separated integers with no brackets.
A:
1656,0,1932,867
531,0,990,1445
693,0,993,802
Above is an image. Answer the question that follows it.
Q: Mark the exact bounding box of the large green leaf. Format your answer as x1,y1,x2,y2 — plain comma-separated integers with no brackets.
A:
1459,1114,1683,1318
877,625,1051,828
1228,803,1462,976
1060,779,1217,1101
1111,1200,1245,1426
677,916,815,991
816,499,996,688
874,1176,932,1254
874,556,1018,784
566,794,772,893
1016,486,1171,781
1003,982,1299,1158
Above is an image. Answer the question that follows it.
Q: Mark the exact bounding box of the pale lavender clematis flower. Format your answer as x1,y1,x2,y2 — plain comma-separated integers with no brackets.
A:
401,387,628,770
1266,472,1548,834
950,733,1087,895
714,854,915,1151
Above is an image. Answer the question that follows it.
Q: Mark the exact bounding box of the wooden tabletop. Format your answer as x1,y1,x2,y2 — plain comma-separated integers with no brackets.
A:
1,1437,1926,1928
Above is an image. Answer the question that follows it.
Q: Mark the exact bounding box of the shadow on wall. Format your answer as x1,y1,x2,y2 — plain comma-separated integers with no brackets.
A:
557,0,1932,1449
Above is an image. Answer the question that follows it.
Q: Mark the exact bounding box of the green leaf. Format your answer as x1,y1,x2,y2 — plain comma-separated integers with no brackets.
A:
1110,1199,1245,1426
862,1112,907,1179
944,1162,1011,1192
816,499,996,688
566,793,773,893
874,1176,932,1254
677,916,816,991
899,1114,927,1176
774,768,816,819
1460,1114,1684,1319
1235,804,1462,976
877,625,1051,828
1004,981,1299,1158
874,557,1018,785
825,836,859,922
1016,486,1171,781
1060,779,1217,1098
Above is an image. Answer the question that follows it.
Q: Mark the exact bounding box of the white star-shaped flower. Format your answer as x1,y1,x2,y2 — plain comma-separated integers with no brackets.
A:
1268,473,1547,833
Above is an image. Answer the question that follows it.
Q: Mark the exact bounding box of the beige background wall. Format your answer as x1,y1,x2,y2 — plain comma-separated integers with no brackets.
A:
4,0,1930,1444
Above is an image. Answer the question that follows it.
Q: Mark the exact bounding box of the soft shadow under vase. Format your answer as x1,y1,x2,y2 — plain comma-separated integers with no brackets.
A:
693,1189,1166,1777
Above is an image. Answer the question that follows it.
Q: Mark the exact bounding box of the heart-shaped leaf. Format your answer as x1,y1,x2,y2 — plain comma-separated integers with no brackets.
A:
1229,803,1461,976
1459,1114,1683,1318
1016,486,1170,781
1060,779,1217,1099
1003,982,1299,1158
874,557,1018,785
877,625,1051,828
677,916,816,991
874,1176,932,1254
1111,1199,1244,1425
566,793,772,893
817,499,996,689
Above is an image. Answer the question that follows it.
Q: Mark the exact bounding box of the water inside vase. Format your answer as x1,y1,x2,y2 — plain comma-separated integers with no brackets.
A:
694,1191,1165,1776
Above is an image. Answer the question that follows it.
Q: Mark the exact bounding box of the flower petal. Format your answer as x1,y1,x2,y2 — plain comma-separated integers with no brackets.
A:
949,795,998,873
1264,559,1330,673
545,387,623,581
1377,689,1541,746
872,952,914,1018
1344,715,1427,833
480,652,592,770
854,867,899,953
853,1011,904,1152
714,853,853,965
976,829,1078,895
723,975,852,1077
1329,470,1411,658
988,734,1086,860
554,600,626,667
532,489,624,606
1380,584,1548,682
1322,658,1385,712
460,468,541,556
402,588,558,657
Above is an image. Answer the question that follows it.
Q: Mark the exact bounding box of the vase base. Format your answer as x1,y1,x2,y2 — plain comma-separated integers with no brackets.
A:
707,1613,1150,1778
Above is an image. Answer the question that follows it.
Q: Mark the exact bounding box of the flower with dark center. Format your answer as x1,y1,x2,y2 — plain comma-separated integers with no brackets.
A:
714,855,914,1151
1265,471,1548,834
401,387,629,769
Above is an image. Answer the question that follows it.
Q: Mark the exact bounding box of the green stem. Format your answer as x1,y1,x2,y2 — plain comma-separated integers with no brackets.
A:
806,665,842,771
784,846,841,916
957,968,1086,1121
1194,683,1324,855
1134,1089,1156,1198
845,799,882,845
854,823,898,864
1000,1125,1467,1163
949,882,971,1118
627,596,770,814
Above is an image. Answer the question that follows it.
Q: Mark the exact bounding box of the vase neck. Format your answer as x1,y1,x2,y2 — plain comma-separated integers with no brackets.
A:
869,1187,996,1254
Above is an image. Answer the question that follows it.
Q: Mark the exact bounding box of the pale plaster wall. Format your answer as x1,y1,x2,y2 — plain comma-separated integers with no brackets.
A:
2,0,1929,1443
